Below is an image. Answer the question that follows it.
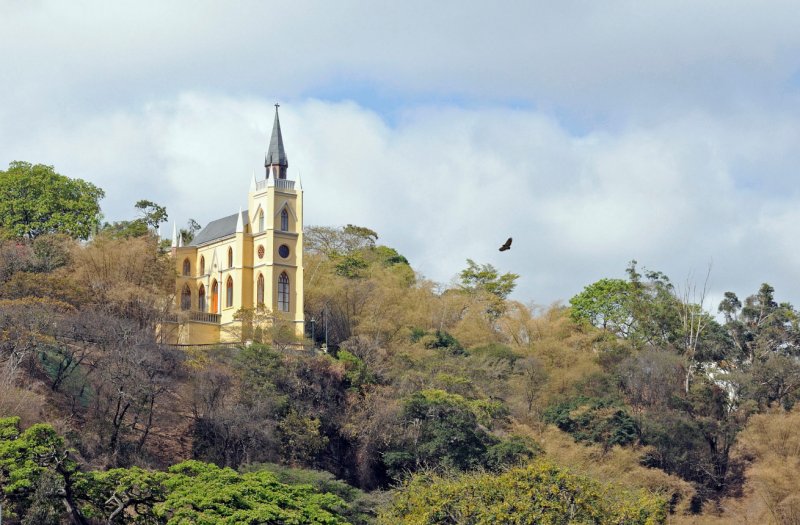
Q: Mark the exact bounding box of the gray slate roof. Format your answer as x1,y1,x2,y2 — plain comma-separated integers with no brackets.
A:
190,210,248,246
264,107,288,167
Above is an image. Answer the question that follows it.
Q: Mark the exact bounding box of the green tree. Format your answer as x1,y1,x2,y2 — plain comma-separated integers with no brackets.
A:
569,278,634,336
1,419,352,524
135,199,169,230
458,259,519,318
277,410,329,466
384,389,504,477
157,461,349,524
458,259,518,300
101,199,170,239
0,161,104,240
0,417,82,524
720,283,800,363
570,262,685,349
179,217,202,244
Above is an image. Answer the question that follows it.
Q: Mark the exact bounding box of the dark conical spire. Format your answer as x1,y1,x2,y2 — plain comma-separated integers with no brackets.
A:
265,104,288,179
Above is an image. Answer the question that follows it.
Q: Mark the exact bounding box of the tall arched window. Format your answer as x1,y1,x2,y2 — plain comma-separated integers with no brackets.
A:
199,256,205,275
211,280,219,314
257,274,264,306
280,209,289,232
226,276,234,308
227,247,233,268
278,272,289,312
258,210,265,232
181,284,191,310
198,284,206,312
182,258,191,276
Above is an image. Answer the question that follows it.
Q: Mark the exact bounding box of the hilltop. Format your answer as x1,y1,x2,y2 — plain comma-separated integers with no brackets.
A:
1,163,800,523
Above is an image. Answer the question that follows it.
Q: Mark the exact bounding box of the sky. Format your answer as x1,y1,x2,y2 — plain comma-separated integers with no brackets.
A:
3,0,800,308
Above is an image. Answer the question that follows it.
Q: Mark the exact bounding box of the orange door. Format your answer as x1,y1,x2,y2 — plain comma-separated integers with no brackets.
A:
211,280,219,314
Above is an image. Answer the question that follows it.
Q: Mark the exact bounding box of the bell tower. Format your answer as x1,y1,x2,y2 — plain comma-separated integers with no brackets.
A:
248,104,304,336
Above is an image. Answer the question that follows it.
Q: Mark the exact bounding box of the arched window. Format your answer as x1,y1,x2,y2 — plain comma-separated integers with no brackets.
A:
182,258,191,276
210,280,219,314
199,256,205,275
226,276,234,308
228,247,233,268
258,210,265,232
280,208,289,232
257,274,264,306
180,284,191,310
278,272,289,312
198,284,206,312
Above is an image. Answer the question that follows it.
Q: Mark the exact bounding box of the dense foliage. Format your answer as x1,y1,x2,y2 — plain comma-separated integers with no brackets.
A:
379,461,668,524
0,417,352,524
0,161,104,240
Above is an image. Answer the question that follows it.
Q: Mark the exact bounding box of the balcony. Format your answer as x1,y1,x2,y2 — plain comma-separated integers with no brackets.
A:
255,178,296,192
164,311,221,324
190,311,221,324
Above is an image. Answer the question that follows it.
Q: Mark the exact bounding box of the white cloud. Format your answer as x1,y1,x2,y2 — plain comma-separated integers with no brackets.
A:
3,2,800,308
3,93,799,307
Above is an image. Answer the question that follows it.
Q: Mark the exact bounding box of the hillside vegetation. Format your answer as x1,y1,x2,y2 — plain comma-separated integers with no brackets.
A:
2,163,800,524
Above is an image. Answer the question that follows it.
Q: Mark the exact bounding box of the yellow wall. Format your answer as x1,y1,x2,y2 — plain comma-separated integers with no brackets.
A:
165,176,304,345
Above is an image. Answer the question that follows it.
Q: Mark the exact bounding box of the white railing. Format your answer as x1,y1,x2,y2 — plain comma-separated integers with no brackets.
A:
190,311,221,324
163,311,221,324
254,178,295,192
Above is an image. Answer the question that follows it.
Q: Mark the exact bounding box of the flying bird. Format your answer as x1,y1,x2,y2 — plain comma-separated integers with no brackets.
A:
499,237,512,252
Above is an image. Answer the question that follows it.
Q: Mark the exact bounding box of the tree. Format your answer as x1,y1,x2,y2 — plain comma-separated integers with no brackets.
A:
0,417,84,524
569,278,634,336
570,261,686,350
379,461,668,525
70,233,174,328
383,389,507,477
513,356,549,414
102,199,170,239
135,199,168,230
155,461,350,524
179,218,201,245
458,259,518,300
304,224,416,349
305,224,378,257
0,419,353,524
740,284,800,360
0,161,104,240
458,259,519,318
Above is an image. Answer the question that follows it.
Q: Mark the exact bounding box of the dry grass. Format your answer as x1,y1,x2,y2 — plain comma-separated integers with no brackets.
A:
0,355,47,427
512,422,697,515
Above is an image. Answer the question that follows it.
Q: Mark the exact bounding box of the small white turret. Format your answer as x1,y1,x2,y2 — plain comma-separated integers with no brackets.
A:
235,206,244,233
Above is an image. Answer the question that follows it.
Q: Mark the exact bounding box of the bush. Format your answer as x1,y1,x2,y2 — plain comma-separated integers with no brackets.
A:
543,396,639,449
380,460,668,524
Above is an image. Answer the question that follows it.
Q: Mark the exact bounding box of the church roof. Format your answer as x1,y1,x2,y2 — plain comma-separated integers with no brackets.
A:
190,209,248,246
264,106,288,167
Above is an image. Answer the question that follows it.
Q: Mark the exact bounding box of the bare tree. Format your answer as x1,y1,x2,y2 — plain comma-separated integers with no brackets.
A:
677,263,712,393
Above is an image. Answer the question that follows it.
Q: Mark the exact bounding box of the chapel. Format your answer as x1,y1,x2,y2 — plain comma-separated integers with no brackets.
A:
162,106,304,344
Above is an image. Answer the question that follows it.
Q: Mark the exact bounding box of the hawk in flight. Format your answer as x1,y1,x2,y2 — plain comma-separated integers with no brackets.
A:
499,237,512,252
